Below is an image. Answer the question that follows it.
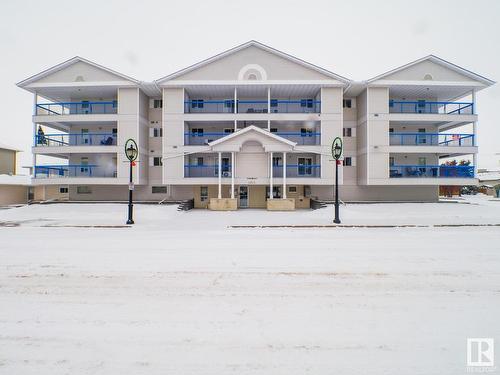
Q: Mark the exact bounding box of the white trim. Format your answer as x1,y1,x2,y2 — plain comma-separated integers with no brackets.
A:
155,40,351,84
17,56,140,87
208,125,296,148
366,55,495,86
160,80,344,87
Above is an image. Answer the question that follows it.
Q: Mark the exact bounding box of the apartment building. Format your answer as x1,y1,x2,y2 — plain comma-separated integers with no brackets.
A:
17,41,494,209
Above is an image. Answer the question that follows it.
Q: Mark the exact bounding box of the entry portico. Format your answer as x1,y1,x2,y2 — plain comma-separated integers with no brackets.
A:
206,125,297,210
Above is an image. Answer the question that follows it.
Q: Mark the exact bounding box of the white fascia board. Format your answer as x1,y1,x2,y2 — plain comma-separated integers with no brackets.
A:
368,80,486,88
26,81,138,89
158,80,344,87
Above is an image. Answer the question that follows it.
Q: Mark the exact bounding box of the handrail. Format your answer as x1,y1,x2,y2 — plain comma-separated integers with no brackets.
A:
390,132,473,136
391,164,473,168
37,101,117,105
389,100,474,115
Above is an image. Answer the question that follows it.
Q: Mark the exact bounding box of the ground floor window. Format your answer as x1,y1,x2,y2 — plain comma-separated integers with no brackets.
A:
152,186,167,194
343,157,352,166
288,186,297,193
59,187,68,194
200,186,208,202
76,186,92,194
266,186,282,199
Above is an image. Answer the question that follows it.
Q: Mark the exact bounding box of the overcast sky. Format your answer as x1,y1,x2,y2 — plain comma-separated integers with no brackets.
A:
1,0,499,170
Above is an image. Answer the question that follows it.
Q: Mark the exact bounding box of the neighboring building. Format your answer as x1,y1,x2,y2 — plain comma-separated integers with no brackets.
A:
478,170,500,197
0,144,29,206
16,41,495,209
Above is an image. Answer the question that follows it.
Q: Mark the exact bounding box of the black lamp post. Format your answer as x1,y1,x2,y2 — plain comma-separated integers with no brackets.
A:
331,137,343,224
125,139,138,224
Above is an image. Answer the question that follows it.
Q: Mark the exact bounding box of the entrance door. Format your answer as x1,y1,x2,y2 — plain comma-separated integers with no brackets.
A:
239,186,248,208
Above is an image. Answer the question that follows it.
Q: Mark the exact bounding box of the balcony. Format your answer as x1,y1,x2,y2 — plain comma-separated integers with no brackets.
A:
184,99,321,114
35,133,117,147
389,133,474,146
184,164,232,178
184,131,321,145
389,165,474,178
272,165,321,178
34,165,117,178
389,101,473,114
35,101,118,115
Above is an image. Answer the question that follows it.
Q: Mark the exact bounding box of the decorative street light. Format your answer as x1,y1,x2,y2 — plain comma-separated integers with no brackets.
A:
331,137,343,224
125,139,138,224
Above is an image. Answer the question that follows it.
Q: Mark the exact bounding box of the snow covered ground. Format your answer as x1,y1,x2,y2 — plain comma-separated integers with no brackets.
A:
0,195,499,374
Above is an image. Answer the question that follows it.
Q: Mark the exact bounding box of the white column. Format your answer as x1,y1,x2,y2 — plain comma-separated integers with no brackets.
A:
218,152,222,199
231,152,235,199
472,89,478,177
269,152,273,199
234,87,237,114
234,119,237,132
267,87,271,131
282,152,287,199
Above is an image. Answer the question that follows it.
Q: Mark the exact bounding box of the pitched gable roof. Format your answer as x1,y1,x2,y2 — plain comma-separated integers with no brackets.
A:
367,55,495,86
209,125,297,148
17,56,140,87
156,40,351,84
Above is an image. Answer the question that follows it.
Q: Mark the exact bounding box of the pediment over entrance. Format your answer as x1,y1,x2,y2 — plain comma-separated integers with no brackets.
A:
209,125,296,152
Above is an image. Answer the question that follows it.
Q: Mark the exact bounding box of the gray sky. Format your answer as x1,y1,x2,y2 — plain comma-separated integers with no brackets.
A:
2,0,499,170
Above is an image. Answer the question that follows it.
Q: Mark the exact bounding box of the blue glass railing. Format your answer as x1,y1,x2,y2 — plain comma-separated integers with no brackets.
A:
184,131,321,145
34,133,116,147
184,99,321,114
273,164,321,178
389,133,474,146
184,165,232,178
34,165,117,178
389,101,474,114
35,101,118,115
389,165,474,178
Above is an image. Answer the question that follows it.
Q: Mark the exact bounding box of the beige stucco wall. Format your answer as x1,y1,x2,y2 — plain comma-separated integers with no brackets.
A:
0,185,27,205
0,149,16,174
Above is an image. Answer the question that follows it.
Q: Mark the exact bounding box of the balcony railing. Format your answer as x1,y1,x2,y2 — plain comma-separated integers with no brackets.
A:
389,133,474,146
184,99,321,114
273,165,321,178
184,131,321,145
34,165,117,178
35,101,118,115
35,133,117,147
389,165,474,178
389,101,474,115
184,165,232,178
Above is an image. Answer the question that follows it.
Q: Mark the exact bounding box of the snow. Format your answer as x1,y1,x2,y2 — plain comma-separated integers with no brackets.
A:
0,195,499,374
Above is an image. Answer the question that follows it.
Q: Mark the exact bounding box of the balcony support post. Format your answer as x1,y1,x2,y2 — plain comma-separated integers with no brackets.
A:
231,152,235,199
267,87,271,117
234,87,237,114
283,152,287,199
218,152,222,199
269,152,273,200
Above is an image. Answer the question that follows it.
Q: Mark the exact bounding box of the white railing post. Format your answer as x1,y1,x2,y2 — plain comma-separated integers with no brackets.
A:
218,152,222,199
269,152,273,199
231,152,235,199
283,152,287,199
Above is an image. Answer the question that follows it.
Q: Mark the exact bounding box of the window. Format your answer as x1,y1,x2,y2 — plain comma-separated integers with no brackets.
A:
152,127,162,137
196,157,204,166
200,186,208,202
389,128,394,133
81,101,90,109
343,128,352,137
223,128,234,134
152,186,167,194
300,99,313,108
270,99,278,107
80,157,89,174
301,128,313,137
266,186,282,199
153,99,163,109
153,157,163,167
298,157,313,175
343,157,352,166
112,128,117,135
270,128,278,133
81,129,90,144
59,187,68,194
304,185,311,197
191,128,204,137
77,186,92,194
288,186,297,193
418,128,427,144
389,157,395,166
191,99,204,109
272,156,282,166
343,99,352,108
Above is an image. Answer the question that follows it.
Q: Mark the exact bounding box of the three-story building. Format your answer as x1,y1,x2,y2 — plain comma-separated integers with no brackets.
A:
17,41,494,209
